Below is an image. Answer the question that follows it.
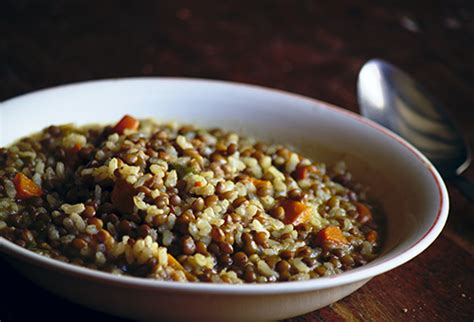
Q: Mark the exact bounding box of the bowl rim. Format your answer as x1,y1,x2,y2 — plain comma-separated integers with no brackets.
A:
0,77,449,294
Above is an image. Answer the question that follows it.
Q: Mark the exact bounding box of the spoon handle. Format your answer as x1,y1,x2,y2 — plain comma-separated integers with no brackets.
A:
451,176,474,202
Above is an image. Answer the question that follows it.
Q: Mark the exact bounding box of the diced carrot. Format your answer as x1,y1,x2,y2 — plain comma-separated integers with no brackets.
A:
354,202,372,224
293,165,316,180
280,199,312,226
194,181,204,187
113,115,140,134
250,177,271,189
13,173,43,200
71,143,82,153
167,254,198,282
167,254,185,270
316,226,349,247
366,230,378,243
111,179,136,214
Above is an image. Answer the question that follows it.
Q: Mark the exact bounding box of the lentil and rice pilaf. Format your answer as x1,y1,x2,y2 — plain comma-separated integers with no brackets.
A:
0,115,382,283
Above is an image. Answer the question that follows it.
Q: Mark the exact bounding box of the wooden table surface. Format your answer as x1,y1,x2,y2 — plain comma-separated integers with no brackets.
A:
1,1,473,321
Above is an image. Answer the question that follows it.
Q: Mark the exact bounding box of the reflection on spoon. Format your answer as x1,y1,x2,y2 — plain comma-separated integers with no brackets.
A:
358,59,473,201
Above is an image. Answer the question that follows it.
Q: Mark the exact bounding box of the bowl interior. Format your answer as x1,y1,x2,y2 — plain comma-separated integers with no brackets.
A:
0,78,447,284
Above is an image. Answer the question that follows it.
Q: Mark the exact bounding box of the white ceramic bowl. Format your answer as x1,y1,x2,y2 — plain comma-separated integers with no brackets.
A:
0,78,449,321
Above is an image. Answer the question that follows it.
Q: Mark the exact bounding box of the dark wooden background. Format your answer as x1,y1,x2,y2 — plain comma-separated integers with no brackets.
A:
1,1,473,321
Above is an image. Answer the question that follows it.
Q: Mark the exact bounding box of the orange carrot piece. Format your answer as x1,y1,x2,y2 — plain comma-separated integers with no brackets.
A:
167,254,198,282
366,230,378,243
316,226,349,246
113,115,140,134
111,179,136,214
280,199,312,226
293,165,316,180
13,173,43,199
250,177,271,189
71,143,83,153
294,165,309,180
354,202,373,224
167,254,185,270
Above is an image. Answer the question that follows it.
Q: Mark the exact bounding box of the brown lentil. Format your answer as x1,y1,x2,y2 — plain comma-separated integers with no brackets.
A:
97,229,112,243
138,224,152,238
195,241,209,256
205,195,219,207
87,218,103,230
271,206,285,221
244,240,259,255
219,242,234,255
153,214,168,227
279,249,295,260
226,143,237,155
207,242,220,256
288,189,303,201
219,254,233,267
72,237,88,250
83,205,96,218
211,226,225,243
181,236,196,255
215,182,225,195
191,198,205,212
21,229,35,244
155,195,168,208
118,220,133,235
254,231,268,246
276,260,291,273
169,194,182,206
233,252,249,267
244,267,257,283
232,196,247,208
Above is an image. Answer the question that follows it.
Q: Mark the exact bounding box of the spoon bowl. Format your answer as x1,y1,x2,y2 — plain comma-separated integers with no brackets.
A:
358,59,473,199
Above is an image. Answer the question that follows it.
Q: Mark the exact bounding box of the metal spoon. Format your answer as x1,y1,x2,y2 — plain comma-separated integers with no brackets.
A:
357,58,474,201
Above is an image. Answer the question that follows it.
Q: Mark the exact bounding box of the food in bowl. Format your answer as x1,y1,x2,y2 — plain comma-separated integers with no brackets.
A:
0,114,382,283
